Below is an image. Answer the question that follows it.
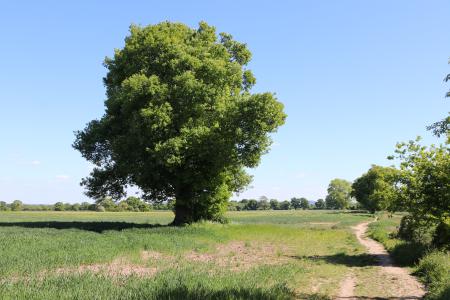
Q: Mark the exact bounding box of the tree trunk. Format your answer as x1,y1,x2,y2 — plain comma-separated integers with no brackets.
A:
170,187,196,226
171,202,193,226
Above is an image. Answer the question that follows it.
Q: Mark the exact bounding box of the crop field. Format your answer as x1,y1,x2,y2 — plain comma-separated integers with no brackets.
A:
0,210,382,299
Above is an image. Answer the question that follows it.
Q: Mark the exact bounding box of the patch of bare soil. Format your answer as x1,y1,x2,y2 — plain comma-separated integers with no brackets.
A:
140,250,168,261
52,257,158,277
336,221,425,299
185,241,289,271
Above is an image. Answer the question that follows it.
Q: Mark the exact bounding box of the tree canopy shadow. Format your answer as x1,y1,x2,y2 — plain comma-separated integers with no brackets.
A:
0,221,166,233
151,285,314,300
289,252,384,267
334,297,423,300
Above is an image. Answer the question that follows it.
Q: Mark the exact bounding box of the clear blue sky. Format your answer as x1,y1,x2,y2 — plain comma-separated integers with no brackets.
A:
0,1,449,204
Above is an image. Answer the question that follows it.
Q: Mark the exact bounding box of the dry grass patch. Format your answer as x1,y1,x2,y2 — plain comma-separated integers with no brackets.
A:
51,257,158,278
140,250,169,261
184,241,290,271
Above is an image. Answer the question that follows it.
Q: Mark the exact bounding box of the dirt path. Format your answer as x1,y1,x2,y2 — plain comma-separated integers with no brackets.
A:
336,274,356,300
336,220,425,299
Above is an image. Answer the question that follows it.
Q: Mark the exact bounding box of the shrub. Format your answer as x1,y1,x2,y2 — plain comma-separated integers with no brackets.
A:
433,220,450,250
390,241,428,266
398,215,435,246
416,251,450,300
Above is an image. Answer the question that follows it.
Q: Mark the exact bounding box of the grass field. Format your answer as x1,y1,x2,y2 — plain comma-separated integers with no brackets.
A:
0,210,377,299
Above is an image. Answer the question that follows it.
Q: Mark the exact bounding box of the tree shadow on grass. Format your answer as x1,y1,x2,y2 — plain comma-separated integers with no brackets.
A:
289,252,383,267
151,285,330,300
0,221,166,233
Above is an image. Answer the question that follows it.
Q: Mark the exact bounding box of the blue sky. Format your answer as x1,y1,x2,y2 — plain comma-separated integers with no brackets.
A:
0,1,449,204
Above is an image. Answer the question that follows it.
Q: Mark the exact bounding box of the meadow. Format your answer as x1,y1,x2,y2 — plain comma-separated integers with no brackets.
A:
0,210,380,299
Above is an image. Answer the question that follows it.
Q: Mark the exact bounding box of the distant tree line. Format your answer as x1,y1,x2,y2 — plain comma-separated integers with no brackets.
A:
0,197,174,212
1,194,355,213
227,195,357,211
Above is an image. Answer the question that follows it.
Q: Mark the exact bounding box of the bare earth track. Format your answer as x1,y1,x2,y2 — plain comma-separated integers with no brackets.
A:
336,220,425,300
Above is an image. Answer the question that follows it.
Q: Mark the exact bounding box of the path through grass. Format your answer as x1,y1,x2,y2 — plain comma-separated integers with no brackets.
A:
0,210,373,299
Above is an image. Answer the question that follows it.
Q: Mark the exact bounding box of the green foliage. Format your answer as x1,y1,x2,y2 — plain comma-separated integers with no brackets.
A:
95,205,106,212
388,137,450,250
398,215,435,246
290,197,310,210
269,199,280,210
433,219,450,250
279,200,291,210
80,202,94,211
416,251,450,300
257,197,270,210
10,200,23,211
290,198,301,209
124,196,151,212
0,201,9,211
325,179,352,209
352,165,400,213
96,197,118,212
299,198,310,210
244,199,258,211
314,199,326,209
73,21,286,225
54,202,65,211
392,138,450,223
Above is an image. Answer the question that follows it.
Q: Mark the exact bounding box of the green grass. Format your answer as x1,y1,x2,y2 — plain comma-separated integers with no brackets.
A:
0,210,373,299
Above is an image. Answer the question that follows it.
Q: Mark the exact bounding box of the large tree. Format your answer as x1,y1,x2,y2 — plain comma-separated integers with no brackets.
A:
73,22,286,225
325,179,352,209
351,165,400,213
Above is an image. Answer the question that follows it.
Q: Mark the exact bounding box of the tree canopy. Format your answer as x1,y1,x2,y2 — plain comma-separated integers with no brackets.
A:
351,165,400,213
74,21,286,225
325,179,352,209
391,138,450,223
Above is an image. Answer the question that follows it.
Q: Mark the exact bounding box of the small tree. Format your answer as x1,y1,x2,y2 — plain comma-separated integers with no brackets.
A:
125,196,150,212
299,198,310,210
0,201,8,211
245,199,258,210
279,200,291,210
80,202,92,211
73,21,286,225
314,199,326,209
54,202,65,211
96,197,118,212
325,179,352,209
351,165,400,213
10,200,23,211
118,201,129,211
290,197,302,209
257,198,270,210
72,203,81,211
269,199,280,210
